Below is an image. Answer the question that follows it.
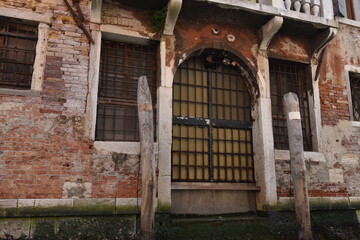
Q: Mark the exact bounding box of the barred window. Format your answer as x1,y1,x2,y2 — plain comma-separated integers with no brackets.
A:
0,16,38,89
350,72,360,121
270,59,312,151
95,40,157,141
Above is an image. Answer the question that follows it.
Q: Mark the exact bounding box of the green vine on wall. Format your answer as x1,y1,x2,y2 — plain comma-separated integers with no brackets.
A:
151,6,167,32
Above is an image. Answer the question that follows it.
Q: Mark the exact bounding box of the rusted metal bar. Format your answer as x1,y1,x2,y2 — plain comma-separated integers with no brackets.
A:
72,0,85,21
63,0,94,44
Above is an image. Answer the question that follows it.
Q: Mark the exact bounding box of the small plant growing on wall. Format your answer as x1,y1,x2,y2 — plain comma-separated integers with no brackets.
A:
151,6,167,32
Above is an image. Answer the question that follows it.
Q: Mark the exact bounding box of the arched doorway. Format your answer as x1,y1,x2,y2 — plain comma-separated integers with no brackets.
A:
171,49,255,184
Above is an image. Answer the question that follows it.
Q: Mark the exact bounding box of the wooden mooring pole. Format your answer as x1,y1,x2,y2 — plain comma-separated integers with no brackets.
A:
138,76,155,240
283,92,313,240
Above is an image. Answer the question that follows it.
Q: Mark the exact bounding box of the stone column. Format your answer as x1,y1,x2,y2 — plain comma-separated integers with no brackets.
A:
253,50,277,209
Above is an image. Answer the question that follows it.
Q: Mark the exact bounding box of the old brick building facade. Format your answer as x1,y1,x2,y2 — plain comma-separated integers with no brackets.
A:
0,0,359,238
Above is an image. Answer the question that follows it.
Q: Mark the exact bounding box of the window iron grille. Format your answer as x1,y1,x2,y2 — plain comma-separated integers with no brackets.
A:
350,72,360,121
269,59,313,151
172,54,254,183
0,16,38,89
96,40,157,141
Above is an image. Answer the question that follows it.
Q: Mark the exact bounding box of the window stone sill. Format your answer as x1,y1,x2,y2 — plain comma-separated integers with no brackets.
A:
0,88,41,97
274,149,326,163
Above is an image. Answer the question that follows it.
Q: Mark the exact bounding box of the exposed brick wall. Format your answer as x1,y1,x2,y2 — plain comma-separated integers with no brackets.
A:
0,1,141,199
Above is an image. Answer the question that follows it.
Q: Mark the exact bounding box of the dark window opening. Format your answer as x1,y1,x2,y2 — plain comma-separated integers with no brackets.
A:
0,16,38,89
270,59,313,151
350,72,360,121
96,40,158,141
172,54,254,183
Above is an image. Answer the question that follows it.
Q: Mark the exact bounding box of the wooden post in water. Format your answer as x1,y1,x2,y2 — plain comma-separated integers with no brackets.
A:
137,76,155,240
283,92,313,240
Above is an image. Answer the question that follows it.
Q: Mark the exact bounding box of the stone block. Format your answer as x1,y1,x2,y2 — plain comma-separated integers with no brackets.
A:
116,198,140,214
329,168,344,183
0,218,31,239
73,198,115,215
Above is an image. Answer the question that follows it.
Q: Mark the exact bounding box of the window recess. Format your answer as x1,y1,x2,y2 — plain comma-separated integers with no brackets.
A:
269,59,313,151
0,16,38,90
95,40,157,141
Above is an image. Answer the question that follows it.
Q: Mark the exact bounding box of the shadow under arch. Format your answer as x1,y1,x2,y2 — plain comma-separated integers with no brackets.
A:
176,48,260,106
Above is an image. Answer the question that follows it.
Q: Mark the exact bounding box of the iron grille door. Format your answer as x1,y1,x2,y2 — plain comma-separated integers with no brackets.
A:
172,55,254,183
269,59,313,151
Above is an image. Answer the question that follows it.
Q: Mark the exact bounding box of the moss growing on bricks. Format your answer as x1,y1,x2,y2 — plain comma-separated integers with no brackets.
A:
17,206,74,217
32,219,57,240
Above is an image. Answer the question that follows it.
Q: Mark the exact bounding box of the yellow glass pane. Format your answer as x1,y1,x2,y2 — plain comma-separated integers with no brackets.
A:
189,86,195,101
172,152,179,165
240,130,247,141
172,166,179,179
231,108,238,121
224,91,230,105
219,141,225,153
180,103,188,116
241,169,247,180
189,153,195,165
196,127,203,138
180,126,188,137
234,169,240,180
204,154,209,165
204,139,209,152
172,139,180,151
180,139,188,151
189,167,195,180
224,76,230,89
196,104,203,118
203,167,209,179
219,154,225,166
234,155,240,166
224,107,231,120
218,128,225,140
247,143,252,153
196,140,203,152
196,167,203,179
180,152,187,165
196,154,203,165
226,156,232,166
226,141,232,153
203,105,208,118
241,156,247,167
232,129,239,140
203,88,208,102
173,85,180,99
195,71,203,85
195,87,203,101
181,86,188,100
173,125,180,137
213,155,218,166
181,167,187,180
213,168,218,180
189,126,195,138
188,70,195,85
217,91,223,104
227,169,233,180
189,103,196,117
173,102,180,116
220,168,225,180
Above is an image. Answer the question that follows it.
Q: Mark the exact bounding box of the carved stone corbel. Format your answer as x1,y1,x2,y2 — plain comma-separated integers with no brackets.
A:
163,0,183,36
259,16,283,51
312,27,337,59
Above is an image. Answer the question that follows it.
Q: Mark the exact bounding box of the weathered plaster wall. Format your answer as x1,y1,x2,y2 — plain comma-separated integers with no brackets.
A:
275,23,360,200
0,1,144,200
